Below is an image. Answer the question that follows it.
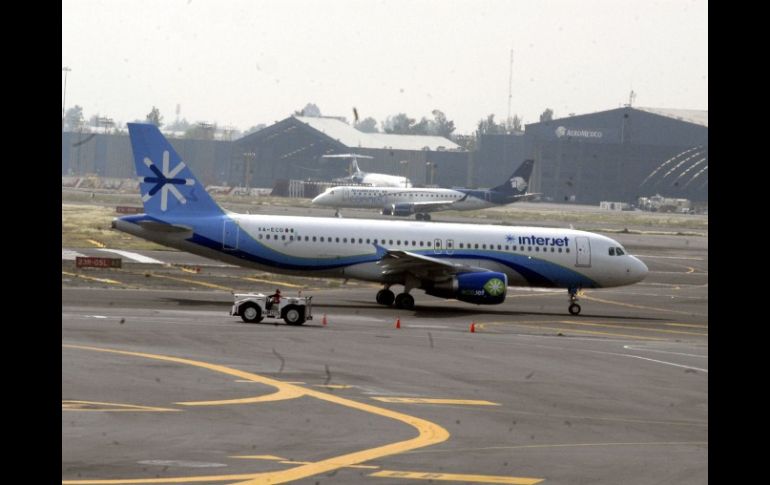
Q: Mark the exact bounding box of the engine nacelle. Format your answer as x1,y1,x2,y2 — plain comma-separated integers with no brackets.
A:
424,272,507,305
391,203,415,217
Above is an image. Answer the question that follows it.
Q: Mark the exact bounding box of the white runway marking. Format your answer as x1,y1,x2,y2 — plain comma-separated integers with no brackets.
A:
62,249,86,260
636,255,705,260
97,249,164,264
623,345,707,358
614,353,708,373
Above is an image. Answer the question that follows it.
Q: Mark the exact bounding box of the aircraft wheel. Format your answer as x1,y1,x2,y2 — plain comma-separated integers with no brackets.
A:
423,214,431,221
415,213,424,221
394,293,415,310
240,303,263,323
568,303,581,315
376,289,395,306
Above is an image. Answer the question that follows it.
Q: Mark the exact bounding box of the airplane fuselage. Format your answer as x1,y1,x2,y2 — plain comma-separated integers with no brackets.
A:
313,186,500,211
114,213,647,290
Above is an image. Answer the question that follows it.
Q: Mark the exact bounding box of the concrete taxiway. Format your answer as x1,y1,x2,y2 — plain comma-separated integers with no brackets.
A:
63,230,707,484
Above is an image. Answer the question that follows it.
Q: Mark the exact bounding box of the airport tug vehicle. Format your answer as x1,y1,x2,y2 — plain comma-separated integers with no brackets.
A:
230,293,313,325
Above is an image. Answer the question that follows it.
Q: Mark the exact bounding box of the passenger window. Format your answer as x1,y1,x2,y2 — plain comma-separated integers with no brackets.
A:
258,234,263,240
312,236,316,242
289,236,294,241
558,248,562,253
282,235,286,240
427,241,432,247
505,245,509,250
497,244,501,250
343,238,347,243
566,248,570,253
482,244,487,249
366,238,370,244
336,237,340,243
474,243,479,249
359,238,363,244
412,241,416,246
389,240,393,245
420,241,424,246
320,237,324,242
609,247,615,256
535,247,539,252
528,246,532,251
551,247,555,252
459,243,464,249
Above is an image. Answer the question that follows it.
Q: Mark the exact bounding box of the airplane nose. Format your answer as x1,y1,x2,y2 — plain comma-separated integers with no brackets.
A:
311,194,325,205
629,256,648,283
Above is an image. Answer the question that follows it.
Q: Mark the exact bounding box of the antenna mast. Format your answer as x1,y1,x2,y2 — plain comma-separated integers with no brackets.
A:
507,49,513,122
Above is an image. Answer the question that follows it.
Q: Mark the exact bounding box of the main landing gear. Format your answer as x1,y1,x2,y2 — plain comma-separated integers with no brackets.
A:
376,285,415,310
415,213,431,221
568,288,582,315
334,209,342,218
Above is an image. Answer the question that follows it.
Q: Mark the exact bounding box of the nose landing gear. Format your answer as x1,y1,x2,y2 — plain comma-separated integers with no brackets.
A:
568,288,582,315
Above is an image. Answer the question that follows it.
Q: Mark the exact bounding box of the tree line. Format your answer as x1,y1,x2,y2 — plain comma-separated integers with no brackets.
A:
63,101,556,145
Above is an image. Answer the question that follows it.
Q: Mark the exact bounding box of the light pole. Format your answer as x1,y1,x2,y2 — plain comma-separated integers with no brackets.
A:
62,67,71,128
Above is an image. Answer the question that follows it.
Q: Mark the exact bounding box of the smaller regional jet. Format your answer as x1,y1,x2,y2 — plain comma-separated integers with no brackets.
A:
324,153,413,188
312,159,536,220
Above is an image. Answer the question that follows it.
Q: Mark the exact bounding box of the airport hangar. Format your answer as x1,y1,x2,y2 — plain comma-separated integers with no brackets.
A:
62,108,707,205
230,116,469,189
474,107,708,205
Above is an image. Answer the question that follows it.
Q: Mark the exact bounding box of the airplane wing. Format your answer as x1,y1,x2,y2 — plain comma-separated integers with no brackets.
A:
377,249,488,279
508,192,541,200
409,200,456,212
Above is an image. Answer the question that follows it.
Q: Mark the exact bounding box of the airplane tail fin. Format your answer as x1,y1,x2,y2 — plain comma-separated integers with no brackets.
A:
350,157,362,175
127,123,223,218
492,159,535,196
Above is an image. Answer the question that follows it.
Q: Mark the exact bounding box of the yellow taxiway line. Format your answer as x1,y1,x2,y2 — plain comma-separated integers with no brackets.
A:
62,344,451,485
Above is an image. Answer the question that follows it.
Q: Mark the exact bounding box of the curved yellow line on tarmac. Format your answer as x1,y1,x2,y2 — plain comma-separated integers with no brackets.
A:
62,344,450,485
176,387,305,406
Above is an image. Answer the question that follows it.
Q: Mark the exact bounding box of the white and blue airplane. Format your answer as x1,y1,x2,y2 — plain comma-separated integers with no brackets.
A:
323,153,413,188
113,124,648,315
312,160,536,220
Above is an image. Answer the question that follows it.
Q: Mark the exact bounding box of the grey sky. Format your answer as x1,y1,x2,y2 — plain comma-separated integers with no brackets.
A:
62,0,707,134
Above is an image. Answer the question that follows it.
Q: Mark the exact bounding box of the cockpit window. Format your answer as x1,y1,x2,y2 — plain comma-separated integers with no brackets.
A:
608,247,616,256
616,247,625,256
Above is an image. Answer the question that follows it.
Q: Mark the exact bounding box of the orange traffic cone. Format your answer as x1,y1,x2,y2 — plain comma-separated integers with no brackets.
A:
322,314,327,326
470,322,476,333
395,317,401,329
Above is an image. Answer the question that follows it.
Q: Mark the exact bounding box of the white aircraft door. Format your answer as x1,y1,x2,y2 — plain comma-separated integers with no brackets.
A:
223,220,239,250
342,188,351,201
575,236,591,267
434,239,442,254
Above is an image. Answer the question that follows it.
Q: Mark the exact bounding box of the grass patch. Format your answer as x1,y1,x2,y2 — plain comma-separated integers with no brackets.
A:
62,204,169,250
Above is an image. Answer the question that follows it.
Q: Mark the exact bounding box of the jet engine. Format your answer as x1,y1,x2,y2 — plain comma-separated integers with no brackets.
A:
391,203,415,217
424,272,508,305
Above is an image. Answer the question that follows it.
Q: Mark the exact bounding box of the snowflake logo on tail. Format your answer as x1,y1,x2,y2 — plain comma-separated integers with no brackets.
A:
140,150,194,211
483,277,505,297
